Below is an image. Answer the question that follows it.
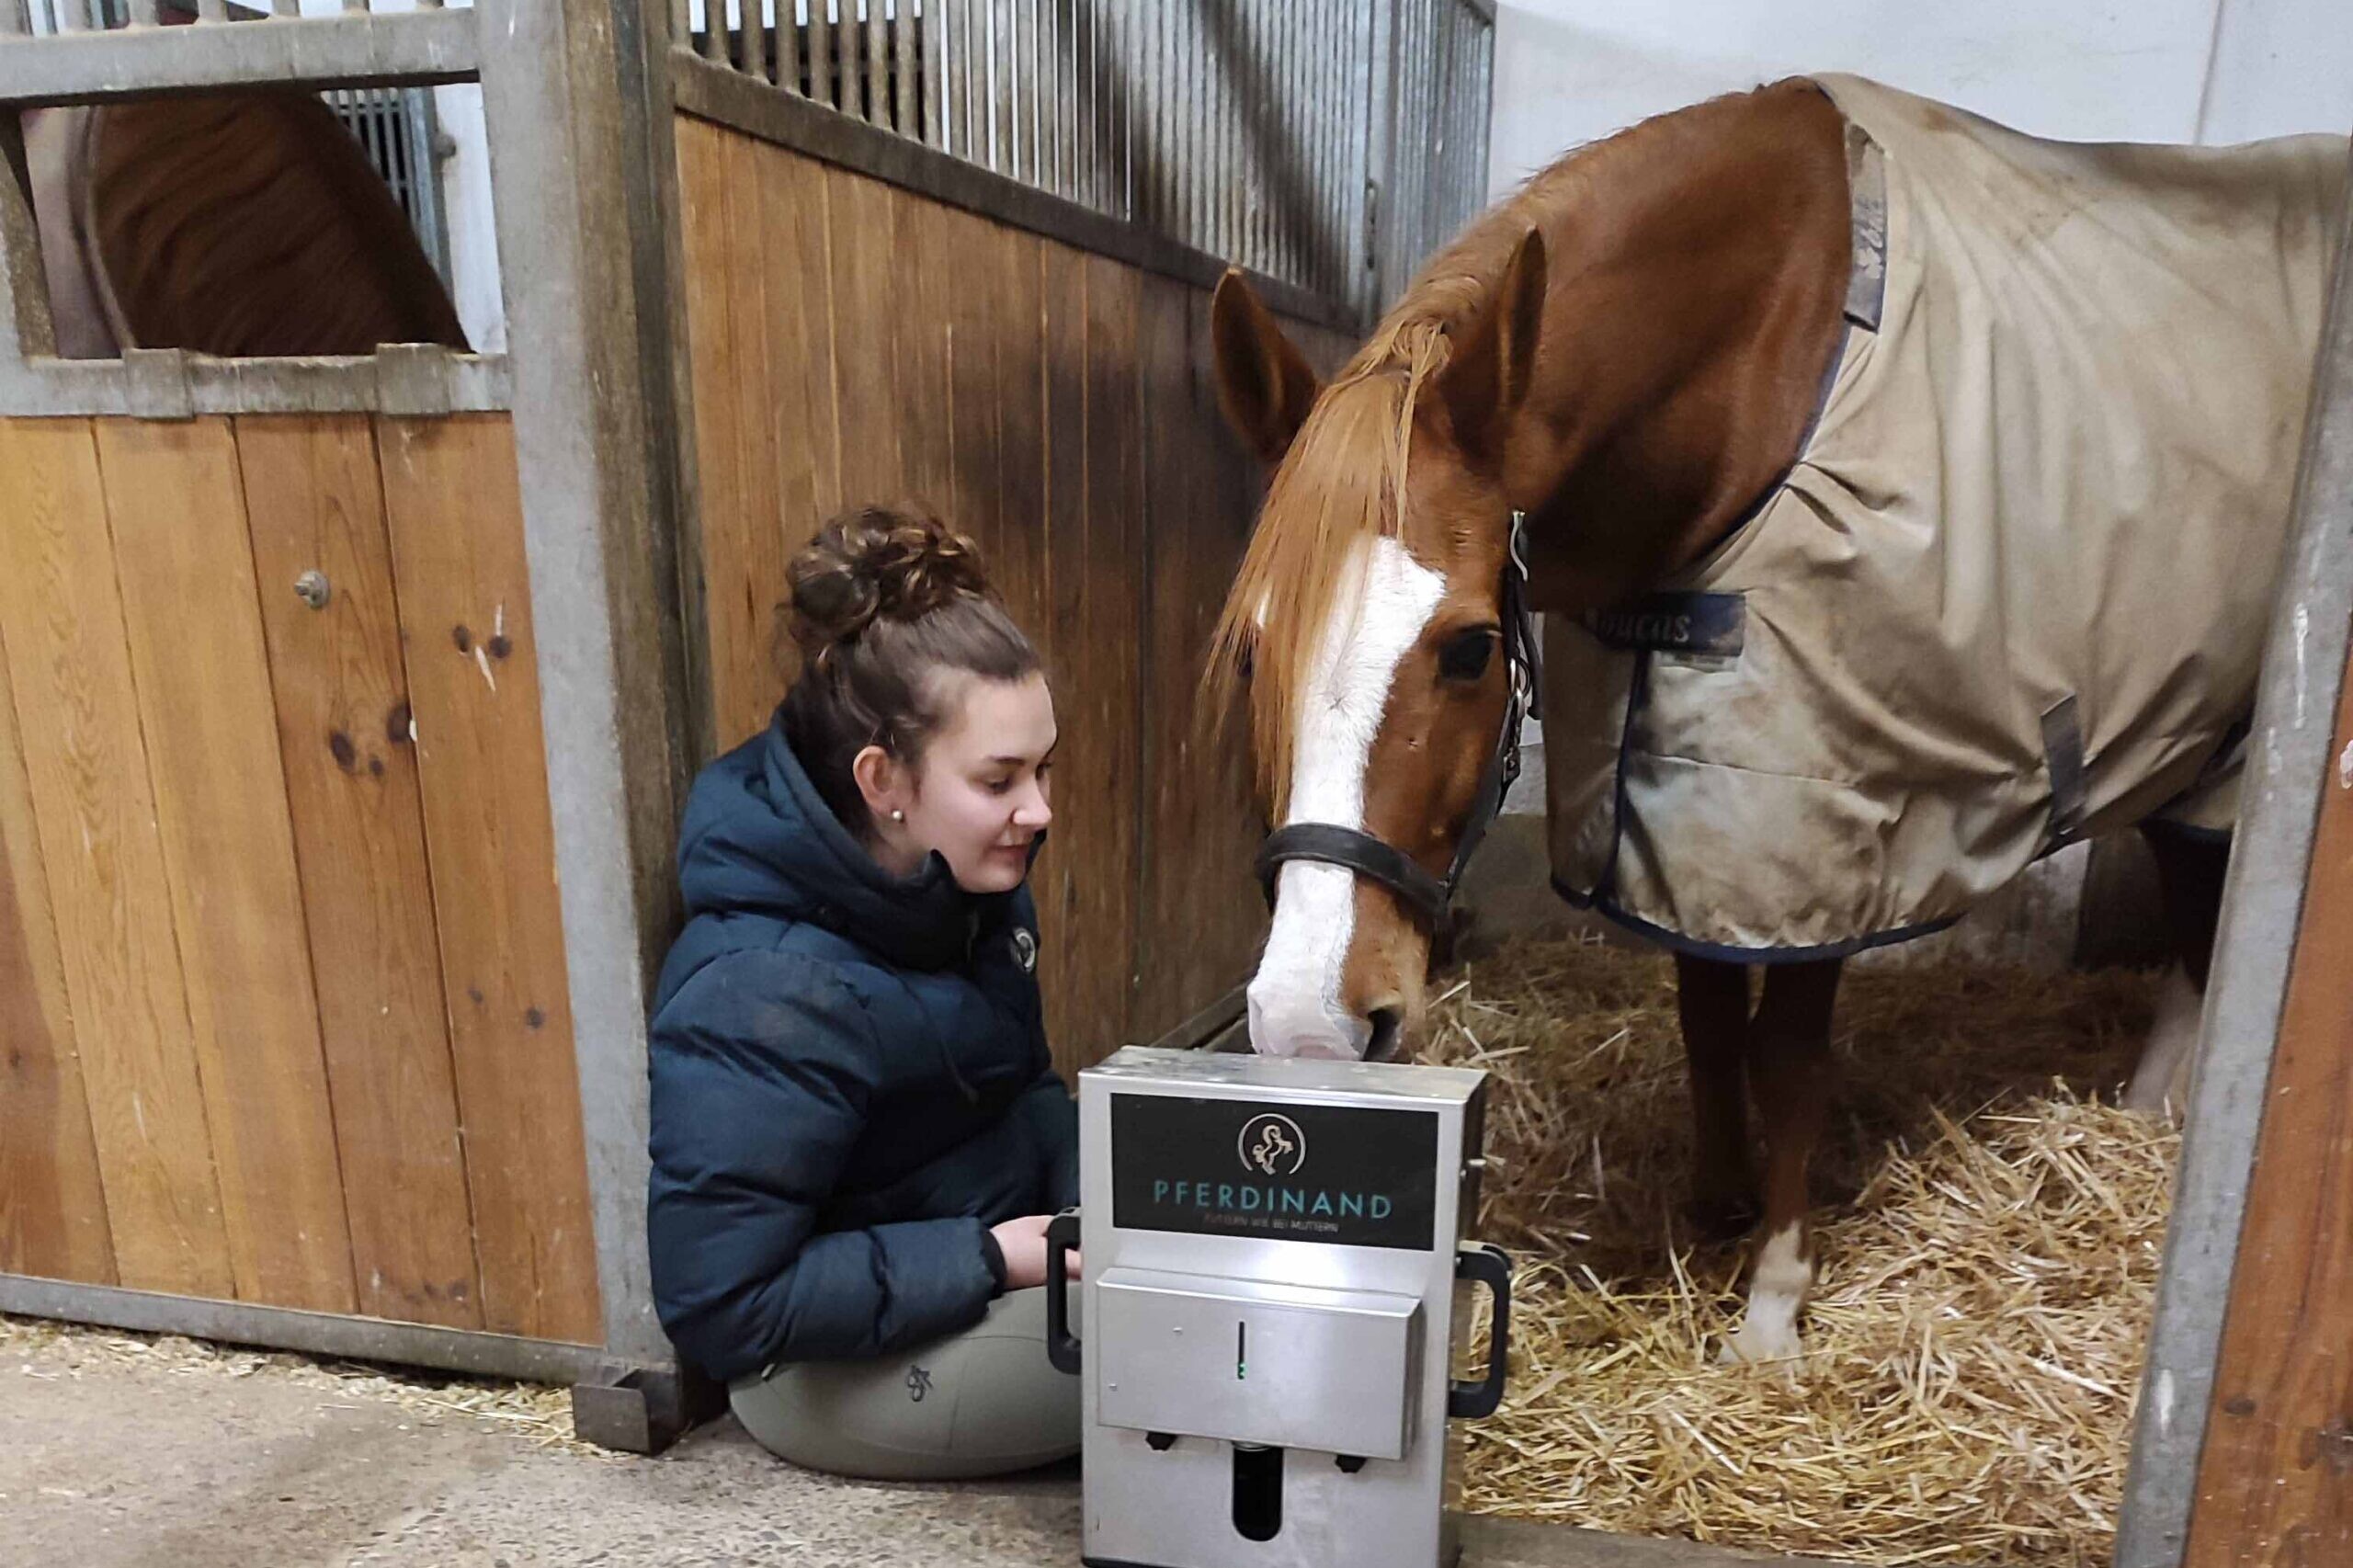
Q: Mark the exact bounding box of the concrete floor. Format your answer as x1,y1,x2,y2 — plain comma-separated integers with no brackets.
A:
1,1324,1810,1568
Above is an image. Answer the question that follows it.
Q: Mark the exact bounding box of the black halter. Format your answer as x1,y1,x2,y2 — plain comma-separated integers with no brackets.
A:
1254,514,1543,927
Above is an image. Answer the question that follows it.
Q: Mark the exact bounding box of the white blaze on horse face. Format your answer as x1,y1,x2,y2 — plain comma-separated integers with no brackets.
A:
1247,536,1447,1060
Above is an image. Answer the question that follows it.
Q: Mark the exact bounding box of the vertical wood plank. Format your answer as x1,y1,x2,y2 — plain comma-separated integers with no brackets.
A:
1037,239,1088,1058
676,116,759,749
990,225,1050,641
939,200,1005,570
1079,253,1144,1051
0,597,116,1284
237,415,484,1330
757,139,845,595
942,211,1047,639
827,165,906,506
0,418,232,1297
2185,645,2353,1567
99,416,357,1313
380,414,603,1345
716,127,789,745
1127,278,1267,1044
887,185,956,510
1033,247,1146,1069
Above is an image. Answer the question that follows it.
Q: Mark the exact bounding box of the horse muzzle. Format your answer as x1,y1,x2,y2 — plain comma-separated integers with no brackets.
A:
1245,980,1404,1062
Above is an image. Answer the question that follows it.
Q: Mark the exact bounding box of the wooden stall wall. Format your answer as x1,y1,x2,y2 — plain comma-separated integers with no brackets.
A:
2183,628,2353,1567
675,116,1354,1073
0,413,601,1342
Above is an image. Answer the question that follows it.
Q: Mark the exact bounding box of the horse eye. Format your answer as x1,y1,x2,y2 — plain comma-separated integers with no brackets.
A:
1438,629,1496,683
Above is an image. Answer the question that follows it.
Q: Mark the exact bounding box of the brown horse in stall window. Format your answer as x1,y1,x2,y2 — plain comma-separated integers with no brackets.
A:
19,85,466,358
1206,75,2344,1361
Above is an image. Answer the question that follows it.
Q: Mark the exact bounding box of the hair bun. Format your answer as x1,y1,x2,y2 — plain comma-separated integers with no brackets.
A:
786,504,993,661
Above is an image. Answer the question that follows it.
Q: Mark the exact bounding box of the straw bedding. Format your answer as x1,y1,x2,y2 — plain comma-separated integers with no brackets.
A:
1423,932,2173,1567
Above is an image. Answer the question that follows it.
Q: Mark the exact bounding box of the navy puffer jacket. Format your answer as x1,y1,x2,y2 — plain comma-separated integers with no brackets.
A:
646,715,1077,1381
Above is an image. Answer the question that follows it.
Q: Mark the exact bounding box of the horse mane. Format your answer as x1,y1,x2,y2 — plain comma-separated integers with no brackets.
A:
1202,327,1444,812
1204,82,1813,812
1201,136,1576,812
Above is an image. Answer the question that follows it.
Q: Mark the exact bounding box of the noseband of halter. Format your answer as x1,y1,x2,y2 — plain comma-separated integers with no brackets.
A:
1253,513,1543,928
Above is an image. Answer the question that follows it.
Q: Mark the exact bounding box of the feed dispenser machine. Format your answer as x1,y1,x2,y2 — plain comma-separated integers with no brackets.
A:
1045,1048,1512,1568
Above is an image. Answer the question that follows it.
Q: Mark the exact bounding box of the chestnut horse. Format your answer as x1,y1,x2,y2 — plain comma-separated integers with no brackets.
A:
19,87,465,358
1206,76,2343,1360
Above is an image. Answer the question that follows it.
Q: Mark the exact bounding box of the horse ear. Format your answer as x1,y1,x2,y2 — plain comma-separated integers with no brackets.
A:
1436,227,1547,463
1211,268,1323,465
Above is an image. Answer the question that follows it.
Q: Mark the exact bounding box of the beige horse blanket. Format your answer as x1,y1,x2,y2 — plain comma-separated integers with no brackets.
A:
1546,74,2347,958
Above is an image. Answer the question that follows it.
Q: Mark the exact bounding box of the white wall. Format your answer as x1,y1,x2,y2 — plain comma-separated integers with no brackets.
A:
2199,0,2353,144
1489,0,2353,202
431,83,506,357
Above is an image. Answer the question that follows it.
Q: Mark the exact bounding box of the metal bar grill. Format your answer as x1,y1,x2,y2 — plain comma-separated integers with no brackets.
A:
777,0,801,97
808,0,834,108
743,0,768,87
665,0,1491,315
834,0,857,117
891,0,914,136
323,83,452,288
942,0,966,153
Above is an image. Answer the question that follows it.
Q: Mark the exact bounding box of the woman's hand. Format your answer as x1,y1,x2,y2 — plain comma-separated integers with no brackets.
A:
990,1214,1081,1290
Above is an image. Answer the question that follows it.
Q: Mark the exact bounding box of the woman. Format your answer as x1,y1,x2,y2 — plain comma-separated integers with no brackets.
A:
647,505,1079,1479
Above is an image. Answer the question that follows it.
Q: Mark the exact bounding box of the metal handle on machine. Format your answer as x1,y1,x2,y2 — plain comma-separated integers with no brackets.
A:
1046,1209,1082,1374
1449,1243,1512,1420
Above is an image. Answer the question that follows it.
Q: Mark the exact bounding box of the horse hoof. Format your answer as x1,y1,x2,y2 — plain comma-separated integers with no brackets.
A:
1719,1319,1805,1368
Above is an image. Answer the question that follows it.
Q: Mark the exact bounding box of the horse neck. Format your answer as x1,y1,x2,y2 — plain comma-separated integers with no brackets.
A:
1495,82,1855,614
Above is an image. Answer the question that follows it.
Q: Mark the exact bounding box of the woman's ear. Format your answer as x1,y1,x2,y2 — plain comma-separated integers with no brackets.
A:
851,744,908,824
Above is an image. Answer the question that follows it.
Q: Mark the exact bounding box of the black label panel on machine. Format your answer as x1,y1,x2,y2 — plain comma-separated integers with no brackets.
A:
1109,1093,1439,1250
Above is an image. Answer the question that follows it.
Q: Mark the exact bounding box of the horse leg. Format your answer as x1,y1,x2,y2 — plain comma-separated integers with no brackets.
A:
2123,827,2231,1115
1675,953,1756,1237
1722,956,1843,1365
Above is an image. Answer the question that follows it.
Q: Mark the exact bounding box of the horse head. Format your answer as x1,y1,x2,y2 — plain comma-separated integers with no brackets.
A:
1206,230,1548,1061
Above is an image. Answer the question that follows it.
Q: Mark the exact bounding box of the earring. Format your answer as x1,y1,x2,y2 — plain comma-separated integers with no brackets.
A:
890,808,905,823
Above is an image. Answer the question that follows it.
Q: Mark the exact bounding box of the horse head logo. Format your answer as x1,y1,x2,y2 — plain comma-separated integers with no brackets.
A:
1237,1113,1307,1177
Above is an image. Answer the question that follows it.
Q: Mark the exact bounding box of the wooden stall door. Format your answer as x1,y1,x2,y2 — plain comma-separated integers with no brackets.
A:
0,412,601,1342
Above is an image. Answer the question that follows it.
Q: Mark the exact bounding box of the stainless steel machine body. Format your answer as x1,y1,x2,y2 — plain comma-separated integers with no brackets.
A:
1046,1048,1509,1568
